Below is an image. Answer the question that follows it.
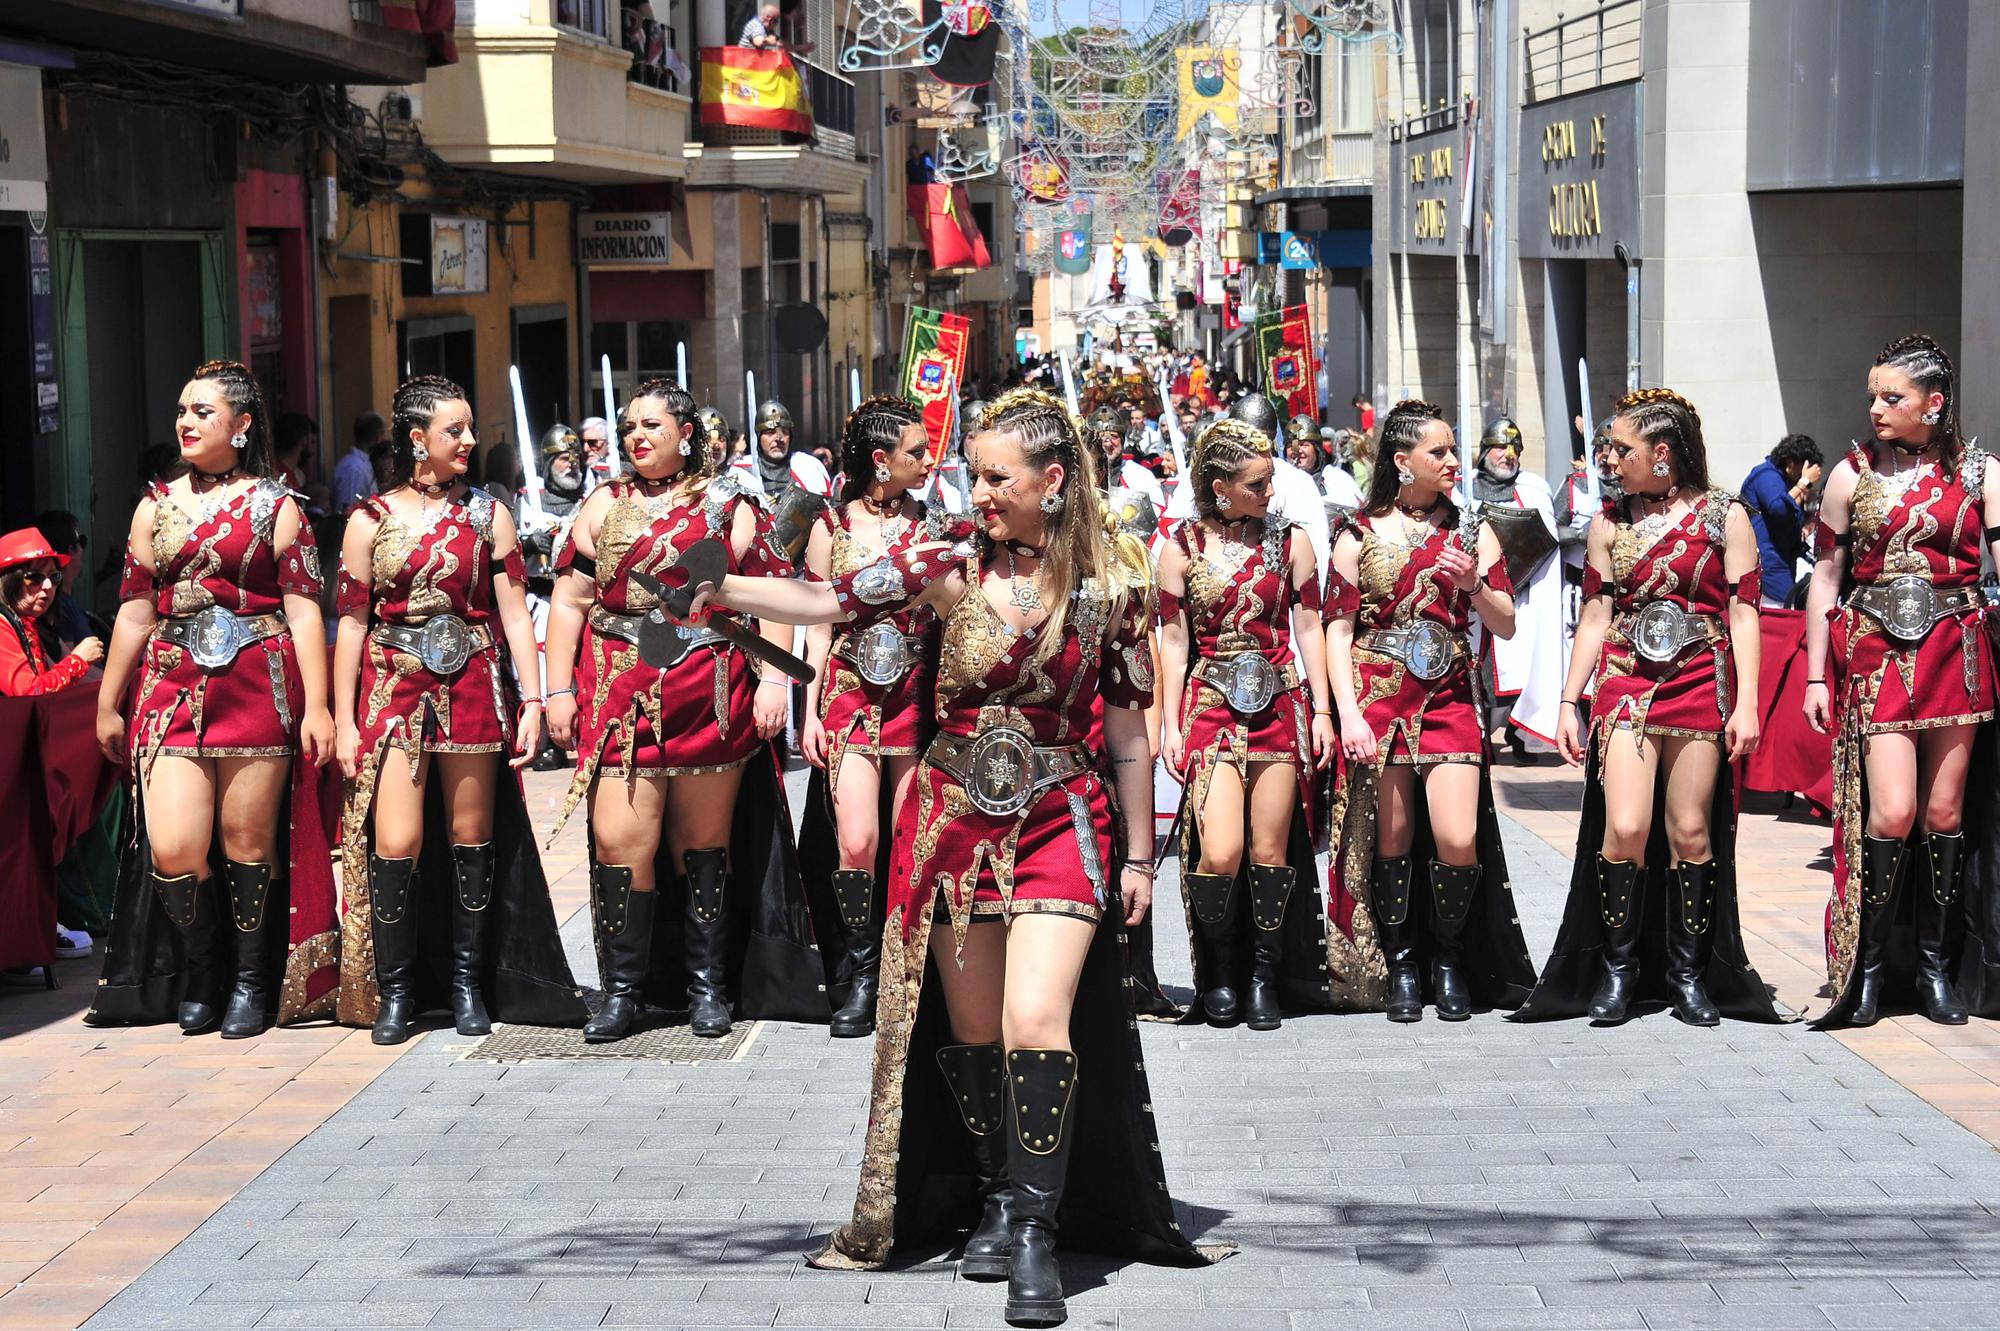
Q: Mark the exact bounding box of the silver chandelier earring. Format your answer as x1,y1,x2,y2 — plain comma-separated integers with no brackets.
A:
1039,489,1063,514
678,437,693,456
874,462,891,483
1922,410,1942,425
1651,459,1671,477
410,440,426,462
230,431,249,451
1395,465,1414,486
1216,492,1232,511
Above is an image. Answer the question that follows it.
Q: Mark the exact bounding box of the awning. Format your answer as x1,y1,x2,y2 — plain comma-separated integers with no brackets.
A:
1252,183,1372,206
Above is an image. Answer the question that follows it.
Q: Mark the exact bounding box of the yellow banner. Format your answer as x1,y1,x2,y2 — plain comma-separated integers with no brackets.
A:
1177,46,1239,141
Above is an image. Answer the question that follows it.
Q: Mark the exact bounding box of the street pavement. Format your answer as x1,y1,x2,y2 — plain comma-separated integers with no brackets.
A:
12,760,2000,1330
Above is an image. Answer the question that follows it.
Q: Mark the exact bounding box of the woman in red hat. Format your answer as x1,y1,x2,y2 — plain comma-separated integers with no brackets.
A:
0,528,103,695
86,360,338,1039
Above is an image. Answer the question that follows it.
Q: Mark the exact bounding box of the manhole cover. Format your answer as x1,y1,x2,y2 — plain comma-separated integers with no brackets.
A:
462,1019,761,1063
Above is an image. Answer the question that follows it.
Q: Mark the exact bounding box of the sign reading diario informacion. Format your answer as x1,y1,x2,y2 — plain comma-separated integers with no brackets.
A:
1517,81,1640,259
578,212,674,266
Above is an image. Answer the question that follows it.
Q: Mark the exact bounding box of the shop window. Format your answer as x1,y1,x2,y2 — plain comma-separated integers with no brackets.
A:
636,319,692,379
593,321,630,371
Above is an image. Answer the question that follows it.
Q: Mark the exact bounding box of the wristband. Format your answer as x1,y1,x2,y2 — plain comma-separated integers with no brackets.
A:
543,687,574,701
1806,677,1826,685
1560,698,1579,709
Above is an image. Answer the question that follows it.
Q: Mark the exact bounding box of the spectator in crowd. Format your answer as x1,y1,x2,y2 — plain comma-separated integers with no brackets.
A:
273,412,322,513
368,439,398,492
1741,433,1822,609
0,527,101,696
334,411,388,514
740,2,810,52
579,416,614,489
1352,392,1376,434
31,510,92,650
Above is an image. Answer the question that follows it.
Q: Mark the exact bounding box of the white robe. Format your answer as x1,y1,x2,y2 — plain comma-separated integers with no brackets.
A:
1474,472,1565,744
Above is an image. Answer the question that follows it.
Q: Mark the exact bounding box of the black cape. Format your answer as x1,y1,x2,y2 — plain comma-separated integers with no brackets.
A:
809,892,1227,1270
1513,743,1787,1023
349,770,588,1029
591,747,835,1023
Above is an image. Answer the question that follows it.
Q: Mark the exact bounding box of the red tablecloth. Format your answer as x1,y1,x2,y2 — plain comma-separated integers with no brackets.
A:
1744,607,1833,808
0,687,116,970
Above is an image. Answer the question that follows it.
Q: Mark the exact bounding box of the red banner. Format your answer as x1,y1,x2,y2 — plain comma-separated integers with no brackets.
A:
906,183,992,271
1255,303,1319,423
901,306,972,464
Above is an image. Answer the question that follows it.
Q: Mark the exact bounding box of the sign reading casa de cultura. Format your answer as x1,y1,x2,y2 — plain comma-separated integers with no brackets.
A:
1390,120,1474,256
1517,82,1640,260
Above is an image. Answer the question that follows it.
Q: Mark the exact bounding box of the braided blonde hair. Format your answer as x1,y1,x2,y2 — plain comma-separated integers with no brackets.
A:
975,387,1130,663
1613,387,1709,491
1189,418,1275,521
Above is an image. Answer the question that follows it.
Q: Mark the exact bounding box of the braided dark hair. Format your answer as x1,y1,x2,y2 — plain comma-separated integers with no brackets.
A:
1363,399,1450,513
189,360,275,479
1873,333,1962,471
837,395,923,502
1613,387,1710,493
386,374,468,490
625,377,705,480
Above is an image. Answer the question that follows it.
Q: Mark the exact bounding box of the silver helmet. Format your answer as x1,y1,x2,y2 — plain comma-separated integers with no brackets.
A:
755,399,794,434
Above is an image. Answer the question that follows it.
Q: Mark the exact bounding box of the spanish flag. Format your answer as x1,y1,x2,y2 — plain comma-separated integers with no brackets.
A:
699,47,813,135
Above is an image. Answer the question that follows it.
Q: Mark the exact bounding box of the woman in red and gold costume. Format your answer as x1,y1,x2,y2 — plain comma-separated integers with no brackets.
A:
798,396,948,1039
1158,418,1335,1030
543,379,825,1042
684,388,1218,1328
332,375,584,1045
1518,388,1783,1027
1322,400,1536,1022
86,360,339,1038
1806,336,2000,1027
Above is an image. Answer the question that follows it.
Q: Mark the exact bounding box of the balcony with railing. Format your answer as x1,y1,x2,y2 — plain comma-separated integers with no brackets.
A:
684,52,868,194
418,0,690,182
1524,0,1642,104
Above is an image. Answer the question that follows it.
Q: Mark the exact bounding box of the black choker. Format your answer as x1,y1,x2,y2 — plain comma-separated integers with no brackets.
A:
414,478,452,497
634,473,675,493
1002,539,1043,558
1888,438,1933,457
858,492,900,517
192,466,238,485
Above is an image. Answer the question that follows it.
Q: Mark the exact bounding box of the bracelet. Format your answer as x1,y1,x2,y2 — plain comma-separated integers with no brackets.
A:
543,687,574,701
1806,677,1825,685
1560,698,1579,709
1313,708,1333,716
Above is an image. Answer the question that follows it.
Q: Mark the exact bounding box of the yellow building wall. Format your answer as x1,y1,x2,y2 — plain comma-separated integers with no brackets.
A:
319,183,578,476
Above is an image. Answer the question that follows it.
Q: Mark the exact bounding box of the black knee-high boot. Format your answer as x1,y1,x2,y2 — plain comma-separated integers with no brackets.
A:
1243,864,1293,1031
219,861,281,1039
1371,857,1420,1022
937,1042,1012,1280
1004,1048,1077,1328
1849,834,1905,1027
1664,859,1721,1027
1184,870,1241,1025
153,871,219,1035
682,848,732,1038
584,863,656,1042
829,868,879,1039
1587,856,1643,1023
1913,831,1968,1025
370,855,419,1045
1429,860,1478,1021
450,842,495,1036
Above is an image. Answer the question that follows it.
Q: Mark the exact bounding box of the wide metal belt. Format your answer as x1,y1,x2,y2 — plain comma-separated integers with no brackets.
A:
590,604,725,664
156,609,288,670
1848,578,1978,645
1356,623,1466,682
369,615,494,676
925,729,1091,818
1192,652,1298,714
834,623,927,687
1616,601,1725,664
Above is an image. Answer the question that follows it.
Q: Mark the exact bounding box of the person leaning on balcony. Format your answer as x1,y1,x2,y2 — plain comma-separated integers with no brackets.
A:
738,3,813,54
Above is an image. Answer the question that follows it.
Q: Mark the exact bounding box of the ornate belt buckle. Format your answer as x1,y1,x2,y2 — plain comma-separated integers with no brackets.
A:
852,624,913,686
1404,623,1454,681
1220,654,1279,714
1631,600,1692,664
963,728,1036,817
419,615,473,675
1881,576,1937,643
187,606,246,670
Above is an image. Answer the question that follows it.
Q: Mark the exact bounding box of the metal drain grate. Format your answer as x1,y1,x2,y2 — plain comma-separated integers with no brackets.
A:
462,1019,761,1063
